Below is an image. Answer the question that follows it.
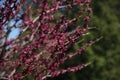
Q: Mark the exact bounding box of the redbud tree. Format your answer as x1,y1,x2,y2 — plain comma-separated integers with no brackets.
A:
0,0,99,80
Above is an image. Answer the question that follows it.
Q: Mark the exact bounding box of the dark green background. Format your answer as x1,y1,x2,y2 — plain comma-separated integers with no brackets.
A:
49,0,120,80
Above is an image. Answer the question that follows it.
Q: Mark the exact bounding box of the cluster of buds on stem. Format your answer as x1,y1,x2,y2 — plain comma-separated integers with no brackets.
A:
0,0,98,80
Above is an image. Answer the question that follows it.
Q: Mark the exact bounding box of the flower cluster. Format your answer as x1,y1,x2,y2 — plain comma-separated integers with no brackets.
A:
0,0,96,80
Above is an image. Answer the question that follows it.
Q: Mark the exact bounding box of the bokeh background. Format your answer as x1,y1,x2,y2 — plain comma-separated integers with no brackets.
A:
50,0,120,80
58,0,120,80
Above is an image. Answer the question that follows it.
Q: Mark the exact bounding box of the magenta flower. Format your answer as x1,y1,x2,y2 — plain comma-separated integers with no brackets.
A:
0,0,99,80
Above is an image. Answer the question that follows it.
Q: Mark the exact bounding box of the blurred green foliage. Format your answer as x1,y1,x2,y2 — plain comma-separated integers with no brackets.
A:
50,0,120,80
